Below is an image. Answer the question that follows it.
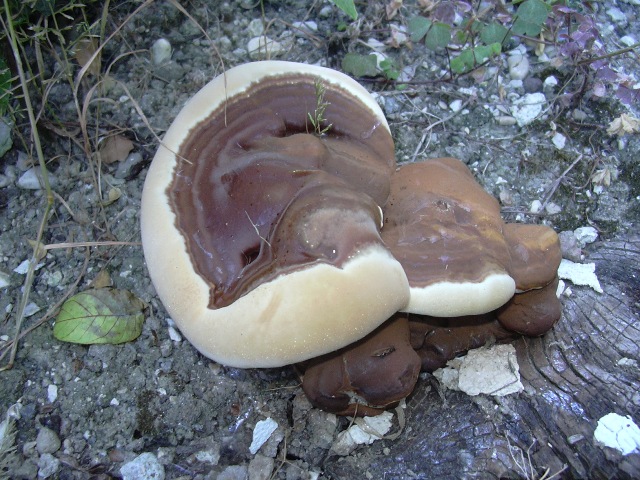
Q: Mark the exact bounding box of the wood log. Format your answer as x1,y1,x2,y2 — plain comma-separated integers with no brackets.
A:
323,235,640,479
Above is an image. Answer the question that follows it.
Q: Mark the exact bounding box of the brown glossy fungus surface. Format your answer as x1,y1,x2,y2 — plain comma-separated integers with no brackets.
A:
301,315,421,416
382,158,517,317
141,61,409,368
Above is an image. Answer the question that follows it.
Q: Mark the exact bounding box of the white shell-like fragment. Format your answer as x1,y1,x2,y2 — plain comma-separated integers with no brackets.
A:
249,417,278,455
511,92,546,127
434,344,523,396
594,413,640,455
332,411,394,455
558,259,603,293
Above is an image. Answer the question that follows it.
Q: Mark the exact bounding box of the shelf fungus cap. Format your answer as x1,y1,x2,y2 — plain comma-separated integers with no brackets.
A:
141,61,409,368
382,158,516,317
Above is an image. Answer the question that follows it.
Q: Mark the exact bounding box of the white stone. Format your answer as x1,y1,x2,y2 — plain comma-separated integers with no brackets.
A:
247,18,264,37
247,36,283,59
552,132,566,149
47,385,58,403
543,76,558,92
511,92,546,127
606,7,627,24
449,99,463,112
620,35,637,47
332,411,394,455
574,226,598,247
594,413,640,455
545,202,562,215
530,199,543,214
507,53,530,80
17,167,53,189
292,21,318,36
120,452,165,480
434,345,524,396
249,417,278,454
457,344,523,396
150,38,172,66
558,259,603,293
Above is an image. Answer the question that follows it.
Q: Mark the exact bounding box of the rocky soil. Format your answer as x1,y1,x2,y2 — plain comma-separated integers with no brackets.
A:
1,1,639,479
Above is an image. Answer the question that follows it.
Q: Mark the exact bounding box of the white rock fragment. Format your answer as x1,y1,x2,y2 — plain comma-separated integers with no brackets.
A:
511,92,546,127
574,226,598,247
292,20,318,36
507,52,530,80
249,417,278,454
437,344,524,396
17,167,54,190
606,7,627,24
617,357,638,368
247,36,283,59
120,452,165,480
332,411,394,456
543,76,558,93
558,259,603,293
530,199,543,214
150,38,172,66
247,18,264,37
620,35,637,47
552,132,566,149
594,413,640,455
449,99,463,112
47,385,58,403
544,202,562,215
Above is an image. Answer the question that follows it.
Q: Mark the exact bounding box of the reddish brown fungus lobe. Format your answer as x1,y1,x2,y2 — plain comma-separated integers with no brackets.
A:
168,75,395,308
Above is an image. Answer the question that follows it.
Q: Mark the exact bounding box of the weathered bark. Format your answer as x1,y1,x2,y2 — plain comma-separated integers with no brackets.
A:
323,235,640,479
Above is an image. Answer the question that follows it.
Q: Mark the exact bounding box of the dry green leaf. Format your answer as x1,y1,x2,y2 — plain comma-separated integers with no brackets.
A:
54,288,145,345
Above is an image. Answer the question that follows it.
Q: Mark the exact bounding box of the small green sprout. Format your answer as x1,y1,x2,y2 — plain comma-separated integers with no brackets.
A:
308,78,333,136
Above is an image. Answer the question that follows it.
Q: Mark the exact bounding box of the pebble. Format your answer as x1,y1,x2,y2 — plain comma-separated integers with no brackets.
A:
150,38,172,65
552,132,566,149
530,199,543,214
511,92,546,127
523,77,542,93
606,7,627,25
37,453,60,478
558,230,582,262
120,452,165,480
36,427,61,454
574,226,598,247
291,20,318,36
247,36,283,59
47,385,58,403
507,52,529,80
496,115,517,126
218,465,249,480
247,18,264,37
620,35,636,47
17,167,55,190
545,202,562,215
449,99,463,112
543,76,558,93
115,151,144,179
248,454,275,480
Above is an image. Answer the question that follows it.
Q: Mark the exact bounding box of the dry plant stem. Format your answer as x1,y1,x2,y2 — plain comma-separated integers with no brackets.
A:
1,0,54,371
540,154,584,211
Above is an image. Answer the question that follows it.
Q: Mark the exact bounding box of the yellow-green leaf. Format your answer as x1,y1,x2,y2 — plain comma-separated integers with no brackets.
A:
54,288,145,344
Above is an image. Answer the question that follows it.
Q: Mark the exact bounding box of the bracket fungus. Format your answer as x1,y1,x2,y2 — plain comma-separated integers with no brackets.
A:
141,61,563,415
141,61,409,368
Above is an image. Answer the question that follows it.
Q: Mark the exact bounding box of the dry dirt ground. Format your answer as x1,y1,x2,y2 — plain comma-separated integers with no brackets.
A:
1,1,639,479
